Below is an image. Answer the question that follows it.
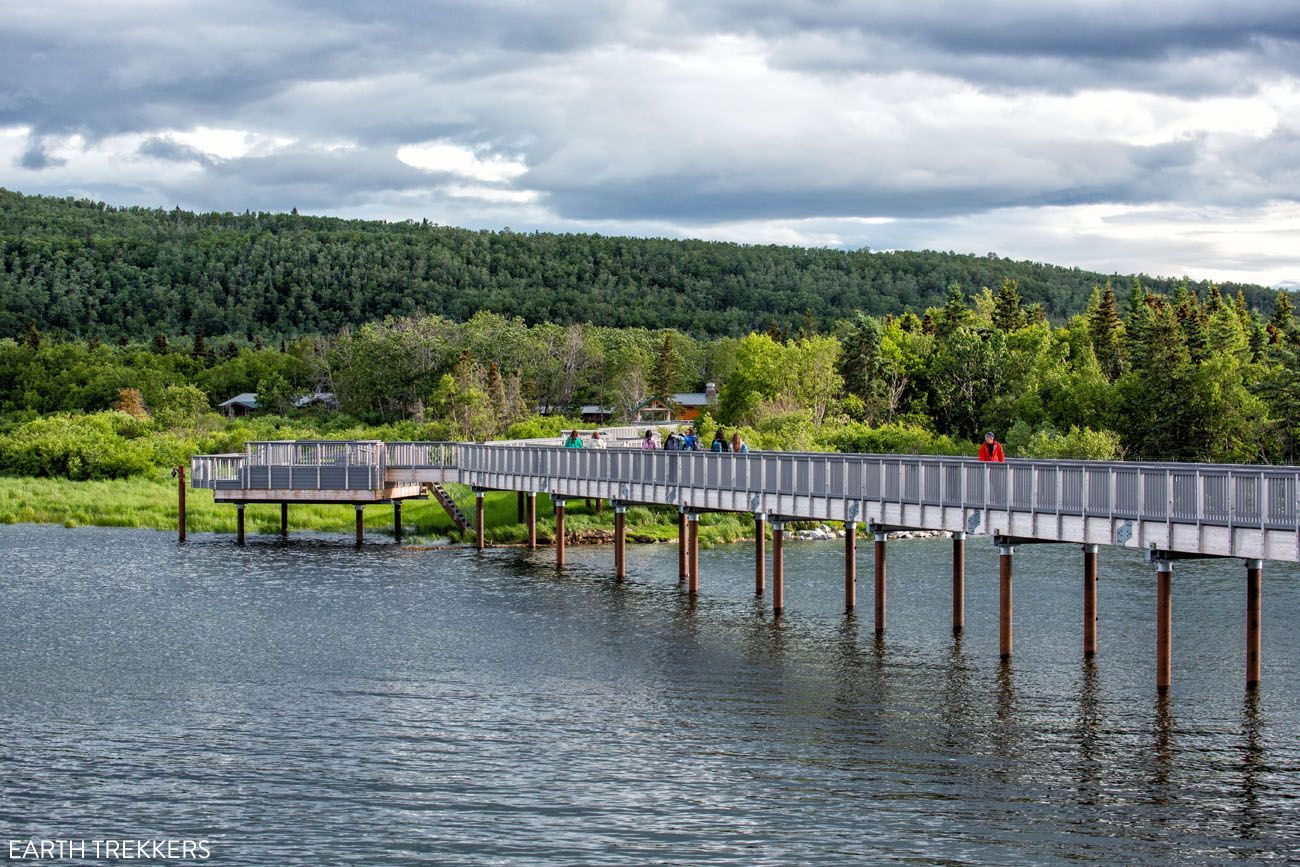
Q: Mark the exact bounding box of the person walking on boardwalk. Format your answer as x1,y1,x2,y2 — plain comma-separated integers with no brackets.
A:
979,431,1005,462
663,431,680,450
641,430,659,450
682,427,698,451
590,430,608,449
731,432,749,454
563,429,584,448
710,430,727,452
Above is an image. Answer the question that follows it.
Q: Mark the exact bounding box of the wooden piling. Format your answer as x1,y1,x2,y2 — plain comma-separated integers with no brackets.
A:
176,465,187,543
772,520,785,615
754,513,766,597
392,501,401,542
555,499,566,568
614,505,627,580
952,531,965,635
1083,544,1099,658
844,521,857,612
475,491,485,551
281,501,289,538
999,544,1014,658
526,492,537,550
678,510,687,584
517,491,525,524
874,531,887,635
1156,559,1172,692
1246,559,1262,689
355,504,364,547
687,513,700,595
236,503,245,546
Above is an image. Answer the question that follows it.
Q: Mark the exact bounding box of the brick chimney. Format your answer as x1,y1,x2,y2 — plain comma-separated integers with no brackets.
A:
705,382,717,402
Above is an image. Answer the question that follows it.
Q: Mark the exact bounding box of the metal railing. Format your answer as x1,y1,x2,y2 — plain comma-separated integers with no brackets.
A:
189,439,1300,533
241,440,387,491
456,445,1300,533
190,454,244,489
386,442,460,468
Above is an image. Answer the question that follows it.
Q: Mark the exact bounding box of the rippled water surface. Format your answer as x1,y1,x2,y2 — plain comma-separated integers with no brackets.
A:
2,524,1299,864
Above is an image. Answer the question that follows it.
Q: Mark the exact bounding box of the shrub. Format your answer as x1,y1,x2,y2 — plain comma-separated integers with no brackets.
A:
823,421,970,456
504,415,585,440
1016,425,1122,460
0,412,154,479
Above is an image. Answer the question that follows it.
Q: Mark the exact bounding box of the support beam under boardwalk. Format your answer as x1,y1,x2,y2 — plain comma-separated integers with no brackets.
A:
355,505,365,547
236,503,245,545
392,501,401,542
844,521,857,612
1083,544,1099,658
1246,559,1262,689
771,520,785,615
475,491,485,551
754,513,766,597
614,504,627,580
526,492,537,550
952,532,965,635
999,544,1014,659
677,510,687,585
874,531,887,635
555,499,566,569
176,465,187,543
687,513,700,595
1156,559,1172,692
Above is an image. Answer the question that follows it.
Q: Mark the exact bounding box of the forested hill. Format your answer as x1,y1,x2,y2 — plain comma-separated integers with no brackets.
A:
0,188,1282,340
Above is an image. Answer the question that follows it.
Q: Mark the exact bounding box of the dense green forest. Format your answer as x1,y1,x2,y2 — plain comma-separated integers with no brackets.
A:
1,188,1288,340
3,276,1298,483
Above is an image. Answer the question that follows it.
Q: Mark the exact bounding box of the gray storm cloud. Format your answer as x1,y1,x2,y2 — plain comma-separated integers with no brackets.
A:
1,0,1299,284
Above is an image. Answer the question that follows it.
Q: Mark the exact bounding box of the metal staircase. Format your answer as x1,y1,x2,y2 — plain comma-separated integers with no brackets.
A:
431,481,474,531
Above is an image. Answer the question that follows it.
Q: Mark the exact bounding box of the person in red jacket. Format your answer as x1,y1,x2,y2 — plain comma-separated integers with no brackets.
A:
979,432,1005,462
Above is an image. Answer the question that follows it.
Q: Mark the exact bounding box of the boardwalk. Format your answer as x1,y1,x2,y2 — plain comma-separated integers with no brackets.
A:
188,440,1300,690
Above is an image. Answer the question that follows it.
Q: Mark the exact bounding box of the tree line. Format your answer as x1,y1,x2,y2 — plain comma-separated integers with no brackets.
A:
2,188,1289,341
3,276,1298,481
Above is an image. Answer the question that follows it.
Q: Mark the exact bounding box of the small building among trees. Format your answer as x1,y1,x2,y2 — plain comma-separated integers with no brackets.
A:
218,393,259,418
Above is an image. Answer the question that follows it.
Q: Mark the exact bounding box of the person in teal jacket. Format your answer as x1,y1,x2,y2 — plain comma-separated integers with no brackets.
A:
563,430,584,448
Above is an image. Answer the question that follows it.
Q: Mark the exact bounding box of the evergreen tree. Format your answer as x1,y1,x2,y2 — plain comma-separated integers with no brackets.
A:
1124,285,1155,371
487,362,508,432
1086,283,1125,381
650,333,681,399
839,313,884,400
191,325,206,360
25,322,41,351
934,286,973,336
1270,290,1296,343
1177,294,1209,362
991,278,1027,332
151,332,169,355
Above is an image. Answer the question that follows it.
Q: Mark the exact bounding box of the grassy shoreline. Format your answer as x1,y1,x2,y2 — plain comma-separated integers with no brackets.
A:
0,472,757,546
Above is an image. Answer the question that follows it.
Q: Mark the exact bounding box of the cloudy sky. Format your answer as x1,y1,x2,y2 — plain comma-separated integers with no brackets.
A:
3,0,1299,286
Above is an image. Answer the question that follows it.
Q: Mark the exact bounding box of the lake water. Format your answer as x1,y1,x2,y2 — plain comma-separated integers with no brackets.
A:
1,524,1298,864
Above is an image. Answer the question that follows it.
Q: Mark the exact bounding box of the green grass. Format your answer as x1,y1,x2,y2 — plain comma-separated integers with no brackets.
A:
0,472,758,546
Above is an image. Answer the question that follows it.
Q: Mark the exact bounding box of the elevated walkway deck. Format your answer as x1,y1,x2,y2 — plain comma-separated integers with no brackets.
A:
190,440,1300,562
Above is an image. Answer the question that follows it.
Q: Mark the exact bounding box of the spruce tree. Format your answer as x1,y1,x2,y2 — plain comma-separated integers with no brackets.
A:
1270,290,1296,343
650,333,680,399
151,332,169,355
991,278,1026,332
1087,283,1125,380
